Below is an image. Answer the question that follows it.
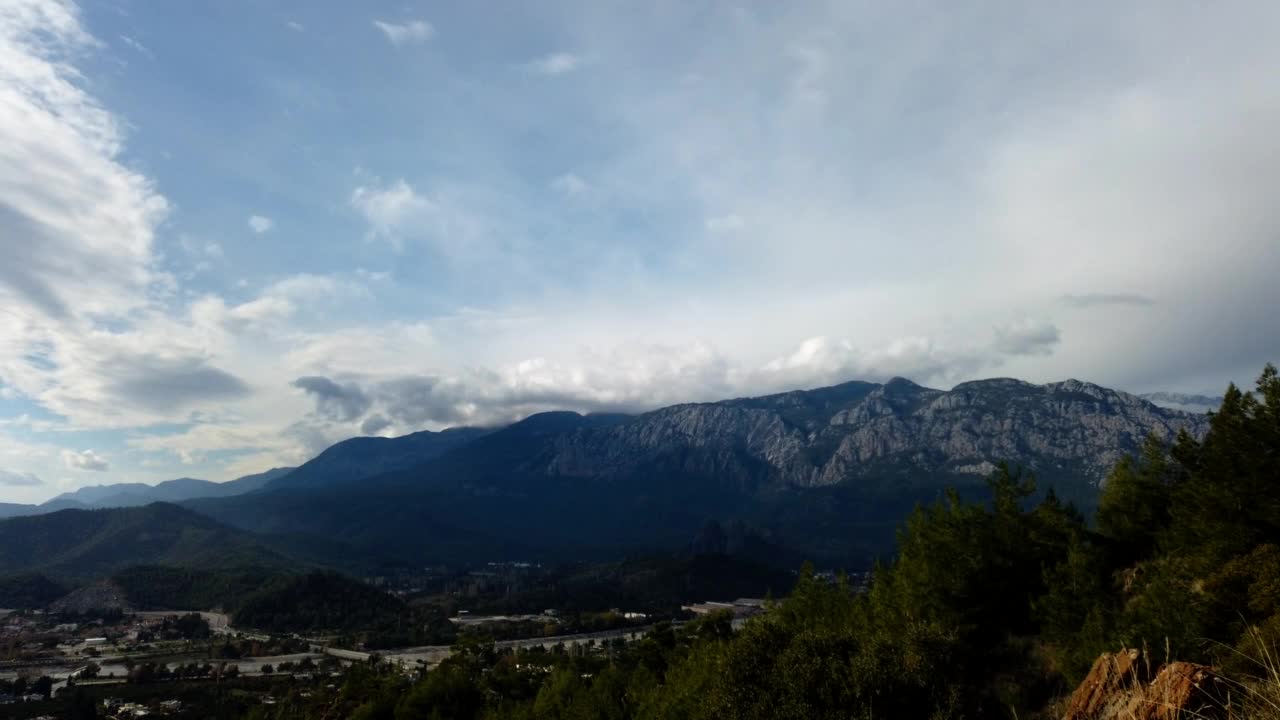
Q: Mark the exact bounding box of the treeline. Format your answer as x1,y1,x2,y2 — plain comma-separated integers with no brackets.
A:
450,554,794,618
236,364,1280,719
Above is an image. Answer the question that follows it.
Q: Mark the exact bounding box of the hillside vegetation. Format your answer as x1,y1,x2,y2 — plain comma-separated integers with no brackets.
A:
0,572,67,608
0,503,288,578
110,565,283,612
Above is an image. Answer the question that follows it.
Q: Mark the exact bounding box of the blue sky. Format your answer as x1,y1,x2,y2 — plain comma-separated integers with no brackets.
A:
2,0,1279,503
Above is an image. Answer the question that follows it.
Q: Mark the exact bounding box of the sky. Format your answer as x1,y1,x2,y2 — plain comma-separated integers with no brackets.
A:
1,0,1278,503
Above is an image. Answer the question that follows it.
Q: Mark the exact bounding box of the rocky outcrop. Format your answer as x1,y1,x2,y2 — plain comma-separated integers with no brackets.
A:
1062,650,1228,720
545,377,1208,490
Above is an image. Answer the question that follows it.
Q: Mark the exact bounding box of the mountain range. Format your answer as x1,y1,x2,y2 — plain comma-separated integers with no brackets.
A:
0,467,294,519
0,375,1211,575
186,376,1207,568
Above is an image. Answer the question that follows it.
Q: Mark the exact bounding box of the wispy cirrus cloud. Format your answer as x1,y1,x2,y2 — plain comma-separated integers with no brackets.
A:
0,469,41,486
551,173,588,196
1061,293,1155,308
119,35,153,59
524,52,581,76
372,19,433,46
705,214,746,233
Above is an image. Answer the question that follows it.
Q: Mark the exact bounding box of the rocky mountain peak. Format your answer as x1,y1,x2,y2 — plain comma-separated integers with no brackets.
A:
951,377,1037,392
882,376,924,391
1046,378,1125,400
543,375,1208,491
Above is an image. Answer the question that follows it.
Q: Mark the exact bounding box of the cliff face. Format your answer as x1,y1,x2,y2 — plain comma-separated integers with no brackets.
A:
546,377,1207,489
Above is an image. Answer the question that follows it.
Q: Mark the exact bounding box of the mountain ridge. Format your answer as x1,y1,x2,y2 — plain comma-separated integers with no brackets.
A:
262,426,491,491
0,467,297,520
183,374,1207,567
537,375,1205,490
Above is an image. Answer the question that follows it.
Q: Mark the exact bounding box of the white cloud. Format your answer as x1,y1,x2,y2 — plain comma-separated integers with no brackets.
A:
248,214,273,234
525,52,580,76
281,329,1014,434
119,35,153,59
0,0,243,432
350,179,433,251
355,268,391,282
179,234,223,261
286,21,305,33
1061,293,1155,308
0,468,41,486
347,179,501,261
61,448,109,472
704,214,746,233
752,335,994,393
215,294,295,328
0,0,168,322
993,321,1062,357
129,421,313,471
191,272,371,335
373,19,433,46
5,1,1280,500
551,173,588,196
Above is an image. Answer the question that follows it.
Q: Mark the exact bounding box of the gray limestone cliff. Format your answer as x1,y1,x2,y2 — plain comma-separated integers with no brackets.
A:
544,377,1208,489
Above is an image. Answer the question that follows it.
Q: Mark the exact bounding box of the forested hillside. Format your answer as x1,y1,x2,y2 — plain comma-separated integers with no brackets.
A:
0,572,67,608
0,504,288,578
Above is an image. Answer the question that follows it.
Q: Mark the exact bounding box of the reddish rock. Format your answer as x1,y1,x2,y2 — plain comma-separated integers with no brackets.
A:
1062,649,1150,720
1062,650,1227,720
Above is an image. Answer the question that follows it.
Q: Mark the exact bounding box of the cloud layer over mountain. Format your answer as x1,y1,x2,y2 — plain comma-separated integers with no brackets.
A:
0,0,1277,501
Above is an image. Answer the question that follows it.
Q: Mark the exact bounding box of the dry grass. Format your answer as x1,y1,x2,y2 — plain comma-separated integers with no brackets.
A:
1221,626,1280,719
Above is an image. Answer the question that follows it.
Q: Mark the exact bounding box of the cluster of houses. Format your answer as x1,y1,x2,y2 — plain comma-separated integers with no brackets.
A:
681,597,767,619
0,690,49,704
101,697,183,718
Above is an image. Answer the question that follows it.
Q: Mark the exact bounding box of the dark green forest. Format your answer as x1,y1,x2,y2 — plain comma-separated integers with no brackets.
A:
0,572,67,607
233,572,423,635
229,365,1280,719
111,565,281,611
